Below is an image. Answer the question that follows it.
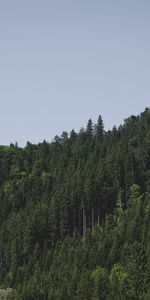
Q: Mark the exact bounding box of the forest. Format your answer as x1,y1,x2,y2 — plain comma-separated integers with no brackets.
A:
0,108,150,299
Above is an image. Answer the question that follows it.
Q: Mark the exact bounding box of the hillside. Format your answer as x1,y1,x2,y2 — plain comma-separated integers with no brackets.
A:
0,108,150,299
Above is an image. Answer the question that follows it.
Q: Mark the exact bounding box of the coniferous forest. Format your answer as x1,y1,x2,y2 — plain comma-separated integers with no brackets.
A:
1,108,150,299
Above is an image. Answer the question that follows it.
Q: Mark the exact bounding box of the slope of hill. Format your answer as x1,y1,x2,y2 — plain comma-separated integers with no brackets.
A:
0,108,150,299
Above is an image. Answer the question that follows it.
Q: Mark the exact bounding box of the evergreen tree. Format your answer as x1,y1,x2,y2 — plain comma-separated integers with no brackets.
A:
86,119,93,136
96,115,104,137
0,108,150,299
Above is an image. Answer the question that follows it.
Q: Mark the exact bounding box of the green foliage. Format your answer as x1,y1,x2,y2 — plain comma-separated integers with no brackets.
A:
0,108,150,298
130,184,141,200
124,242,150,299
109,264,128,299
91,267,109,300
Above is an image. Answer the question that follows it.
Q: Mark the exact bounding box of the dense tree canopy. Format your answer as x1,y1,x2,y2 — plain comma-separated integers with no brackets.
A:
0,108,150,299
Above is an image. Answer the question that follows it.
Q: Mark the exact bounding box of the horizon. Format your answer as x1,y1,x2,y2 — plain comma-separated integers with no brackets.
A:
0,1,150,146
1,106,149,148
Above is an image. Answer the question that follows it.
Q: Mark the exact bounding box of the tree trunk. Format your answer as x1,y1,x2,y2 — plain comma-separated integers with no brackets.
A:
83,207,86,236
92,207,94,231
97,208,100,226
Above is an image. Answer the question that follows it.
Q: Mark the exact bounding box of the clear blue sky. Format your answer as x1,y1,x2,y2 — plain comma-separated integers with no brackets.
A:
0,0,150,146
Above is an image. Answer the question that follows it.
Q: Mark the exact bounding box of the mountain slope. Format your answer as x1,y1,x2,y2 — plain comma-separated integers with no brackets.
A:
0,107,150,299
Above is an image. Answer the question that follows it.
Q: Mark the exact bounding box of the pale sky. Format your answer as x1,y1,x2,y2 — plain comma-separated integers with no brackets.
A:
0,0,150,146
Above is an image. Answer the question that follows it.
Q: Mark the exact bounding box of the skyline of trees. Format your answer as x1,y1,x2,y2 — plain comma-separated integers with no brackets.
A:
0,107,150,299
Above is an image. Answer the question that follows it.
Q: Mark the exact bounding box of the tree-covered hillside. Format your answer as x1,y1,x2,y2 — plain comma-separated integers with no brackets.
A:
0,108,150,299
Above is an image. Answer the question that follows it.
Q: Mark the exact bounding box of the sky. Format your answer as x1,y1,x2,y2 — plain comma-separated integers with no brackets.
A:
0,0,150,146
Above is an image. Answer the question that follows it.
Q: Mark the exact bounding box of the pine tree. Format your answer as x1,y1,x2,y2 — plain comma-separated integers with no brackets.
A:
86,119,93,136
96,115,104,138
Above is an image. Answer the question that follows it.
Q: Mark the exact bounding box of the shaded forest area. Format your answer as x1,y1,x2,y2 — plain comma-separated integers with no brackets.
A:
0,108,150,299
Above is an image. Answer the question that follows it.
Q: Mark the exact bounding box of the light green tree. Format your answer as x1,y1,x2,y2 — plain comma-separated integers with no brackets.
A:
109,264,128,300
91,267,109,300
